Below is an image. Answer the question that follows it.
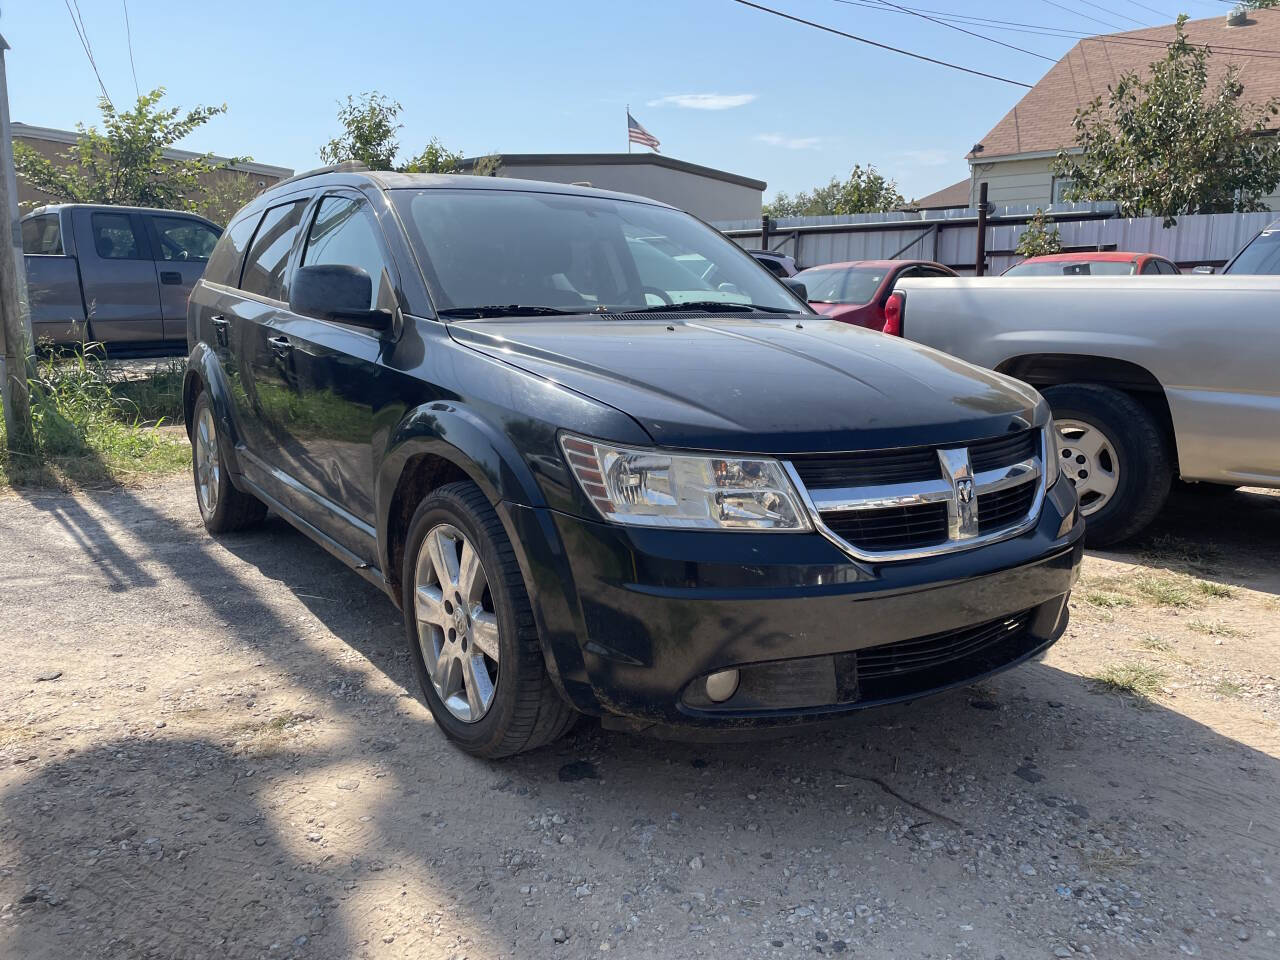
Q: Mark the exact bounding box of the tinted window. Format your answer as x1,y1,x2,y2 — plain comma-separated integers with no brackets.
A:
393,188,801,314
92,213,143,260
756,256,785,277
914,267,954,279
794,265,885,304
1140,259,1161,275
1004,259,1136,277
1225,227,1280,275
151,216,220,262
301,195,394,311
21,214,62,254
240,200,309,301
203,213,261,287
1157,259,1180,275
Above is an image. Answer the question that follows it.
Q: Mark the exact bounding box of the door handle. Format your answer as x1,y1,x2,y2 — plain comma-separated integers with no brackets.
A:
211,314,229,347
160,270,183,285
268,335,293,358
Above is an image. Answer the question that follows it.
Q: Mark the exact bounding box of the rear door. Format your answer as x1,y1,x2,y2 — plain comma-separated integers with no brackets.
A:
75,210,164,344
226,196,313,499
146,214,222,344
257,189,402,554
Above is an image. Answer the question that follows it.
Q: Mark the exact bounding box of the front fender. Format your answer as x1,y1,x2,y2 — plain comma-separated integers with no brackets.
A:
184,342,244,476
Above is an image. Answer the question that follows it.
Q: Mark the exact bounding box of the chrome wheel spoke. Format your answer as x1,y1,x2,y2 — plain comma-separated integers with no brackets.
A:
415,584,448,629
458,541,482,603
471,610,500,660
1086,465,1119,500
427,528,460,589
461,655,487,719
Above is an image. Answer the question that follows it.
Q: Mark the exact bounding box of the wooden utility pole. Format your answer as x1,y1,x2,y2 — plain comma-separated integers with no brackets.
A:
0,32,34,454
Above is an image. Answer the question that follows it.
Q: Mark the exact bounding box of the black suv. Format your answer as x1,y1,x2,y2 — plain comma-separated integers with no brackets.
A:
184,165,1083,757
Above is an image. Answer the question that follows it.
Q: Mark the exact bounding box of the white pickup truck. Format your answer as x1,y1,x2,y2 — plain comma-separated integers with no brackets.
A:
891,274,1280,544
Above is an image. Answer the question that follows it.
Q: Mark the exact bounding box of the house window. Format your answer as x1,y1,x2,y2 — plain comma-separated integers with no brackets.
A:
1052,177,1075,204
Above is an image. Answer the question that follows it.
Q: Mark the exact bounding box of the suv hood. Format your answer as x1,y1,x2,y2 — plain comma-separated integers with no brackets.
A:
448,316,1041,454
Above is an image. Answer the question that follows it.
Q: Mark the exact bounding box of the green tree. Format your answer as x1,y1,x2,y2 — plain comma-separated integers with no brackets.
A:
1015,209,1062,259
764,164,904,218
1052,15,1280,226
320,92,499,176
13,88,246,211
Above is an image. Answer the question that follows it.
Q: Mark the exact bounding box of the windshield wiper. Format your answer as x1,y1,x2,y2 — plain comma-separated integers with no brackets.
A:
628,300,796,314
438,304,579,319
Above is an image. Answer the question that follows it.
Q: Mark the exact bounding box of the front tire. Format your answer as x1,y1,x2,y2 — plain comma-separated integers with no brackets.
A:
401,481,576,758
1042,383,1172,547
190,391,267,534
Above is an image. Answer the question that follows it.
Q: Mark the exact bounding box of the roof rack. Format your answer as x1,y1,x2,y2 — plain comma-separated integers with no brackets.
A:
271,160,370,190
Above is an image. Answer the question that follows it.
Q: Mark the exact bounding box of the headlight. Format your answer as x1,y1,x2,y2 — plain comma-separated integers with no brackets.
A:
1043,417,1061,487
560,433,812,531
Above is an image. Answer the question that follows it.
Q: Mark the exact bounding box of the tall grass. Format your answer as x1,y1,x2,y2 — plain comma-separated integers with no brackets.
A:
0,347,190,488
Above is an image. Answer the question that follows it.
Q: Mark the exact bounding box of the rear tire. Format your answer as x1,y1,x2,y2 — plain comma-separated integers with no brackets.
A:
401,481,577,758
190,390,267,534
1042,383,1172,547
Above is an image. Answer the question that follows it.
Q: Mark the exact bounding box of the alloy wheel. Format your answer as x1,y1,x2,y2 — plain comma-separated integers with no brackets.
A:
1056,418,1119,517
195,407,220,517
413,523,500,722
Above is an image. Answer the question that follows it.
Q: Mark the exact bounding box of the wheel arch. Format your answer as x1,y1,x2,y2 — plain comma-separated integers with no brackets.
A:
376,402,547,609
182,343,245,472
994,353,1179,473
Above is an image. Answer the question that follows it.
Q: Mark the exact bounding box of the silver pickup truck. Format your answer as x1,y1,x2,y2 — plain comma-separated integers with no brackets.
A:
892,274,1280,545
21,203,222,349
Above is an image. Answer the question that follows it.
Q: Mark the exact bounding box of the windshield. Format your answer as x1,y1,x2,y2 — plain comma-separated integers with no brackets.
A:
794,265,886,304
392,188,802,315
1225,227,1280,274
1004,259,1136,277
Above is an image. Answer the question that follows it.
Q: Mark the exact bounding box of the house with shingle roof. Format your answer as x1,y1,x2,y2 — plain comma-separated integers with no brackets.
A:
965,9,1280,210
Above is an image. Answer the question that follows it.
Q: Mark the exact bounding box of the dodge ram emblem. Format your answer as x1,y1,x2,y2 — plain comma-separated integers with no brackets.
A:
956,477,975,504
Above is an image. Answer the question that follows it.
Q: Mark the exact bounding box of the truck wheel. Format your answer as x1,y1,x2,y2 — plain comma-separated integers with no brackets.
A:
401,481,577,758
1042,384,1172,547
191,391,268,534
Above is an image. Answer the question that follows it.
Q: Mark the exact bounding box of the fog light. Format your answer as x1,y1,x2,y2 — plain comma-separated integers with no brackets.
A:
705,669,740,703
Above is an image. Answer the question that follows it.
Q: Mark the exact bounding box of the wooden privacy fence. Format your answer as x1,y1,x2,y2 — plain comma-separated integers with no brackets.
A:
714,203,1277,275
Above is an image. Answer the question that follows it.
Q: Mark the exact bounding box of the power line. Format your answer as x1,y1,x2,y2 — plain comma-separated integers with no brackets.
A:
829,0,1280,59
1071,0,1149,28
122,0,140,101
1119,0,1177,19
1039,0,1129,32
867,0,1058,61
730,0,1034,87
63,0,111,104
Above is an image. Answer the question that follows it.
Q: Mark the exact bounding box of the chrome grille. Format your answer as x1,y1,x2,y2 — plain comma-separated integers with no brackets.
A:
784,427,1047,562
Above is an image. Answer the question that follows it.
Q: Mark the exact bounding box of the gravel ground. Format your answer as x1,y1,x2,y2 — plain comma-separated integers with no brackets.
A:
0,478,1277,959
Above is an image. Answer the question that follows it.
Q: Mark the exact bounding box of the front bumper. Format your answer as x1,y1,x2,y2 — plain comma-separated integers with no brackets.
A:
507,475,1083,730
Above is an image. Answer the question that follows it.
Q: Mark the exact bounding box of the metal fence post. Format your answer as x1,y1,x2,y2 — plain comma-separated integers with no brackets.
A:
974,182,989,276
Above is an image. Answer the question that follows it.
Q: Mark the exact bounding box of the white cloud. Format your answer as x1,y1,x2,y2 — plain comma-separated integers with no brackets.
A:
646,93,758,110
895,148,953,168
754,133,822,150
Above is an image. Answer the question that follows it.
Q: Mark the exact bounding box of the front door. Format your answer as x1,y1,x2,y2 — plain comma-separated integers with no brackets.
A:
146,214,223,344
76,211,163,345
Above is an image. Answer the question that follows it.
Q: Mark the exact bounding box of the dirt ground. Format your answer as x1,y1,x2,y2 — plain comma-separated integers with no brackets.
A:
0,477,1276,960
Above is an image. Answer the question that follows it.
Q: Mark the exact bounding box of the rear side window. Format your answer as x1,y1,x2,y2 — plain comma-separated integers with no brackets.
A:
1157,259,1179,275
92,213,144,260
21,214,62,254
151,216,220,262
203,214,261,287
240,200,309,301
301,195,395,310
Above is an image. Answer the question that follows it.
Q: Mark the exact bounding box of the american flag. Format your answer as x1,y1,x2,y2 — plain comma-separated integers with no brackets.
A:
627,112,660,152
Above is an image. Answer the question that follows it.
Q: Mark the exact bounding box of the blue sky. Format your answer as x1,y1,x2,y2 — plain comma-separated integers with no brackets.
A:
1,0,1231,202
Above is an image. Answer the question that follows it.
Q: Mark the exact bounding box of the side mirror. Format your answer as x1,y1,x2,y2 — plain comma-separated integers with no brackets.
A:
290,264,393,331
782,278,808,301
1192,265,1215,275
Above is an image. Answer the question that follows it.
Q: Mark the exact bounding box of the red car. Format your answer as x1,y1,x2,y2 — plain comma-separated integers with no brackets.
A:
1003,251,1180,276
795,259,956,333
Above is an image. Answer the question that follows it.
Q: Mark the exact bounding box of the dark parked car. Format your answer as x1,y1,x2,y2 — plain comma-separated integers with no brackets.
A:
747,249,799,277
21,204,222,349
795,259,956,333
1222,219,1280,274
184,165,1083,757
